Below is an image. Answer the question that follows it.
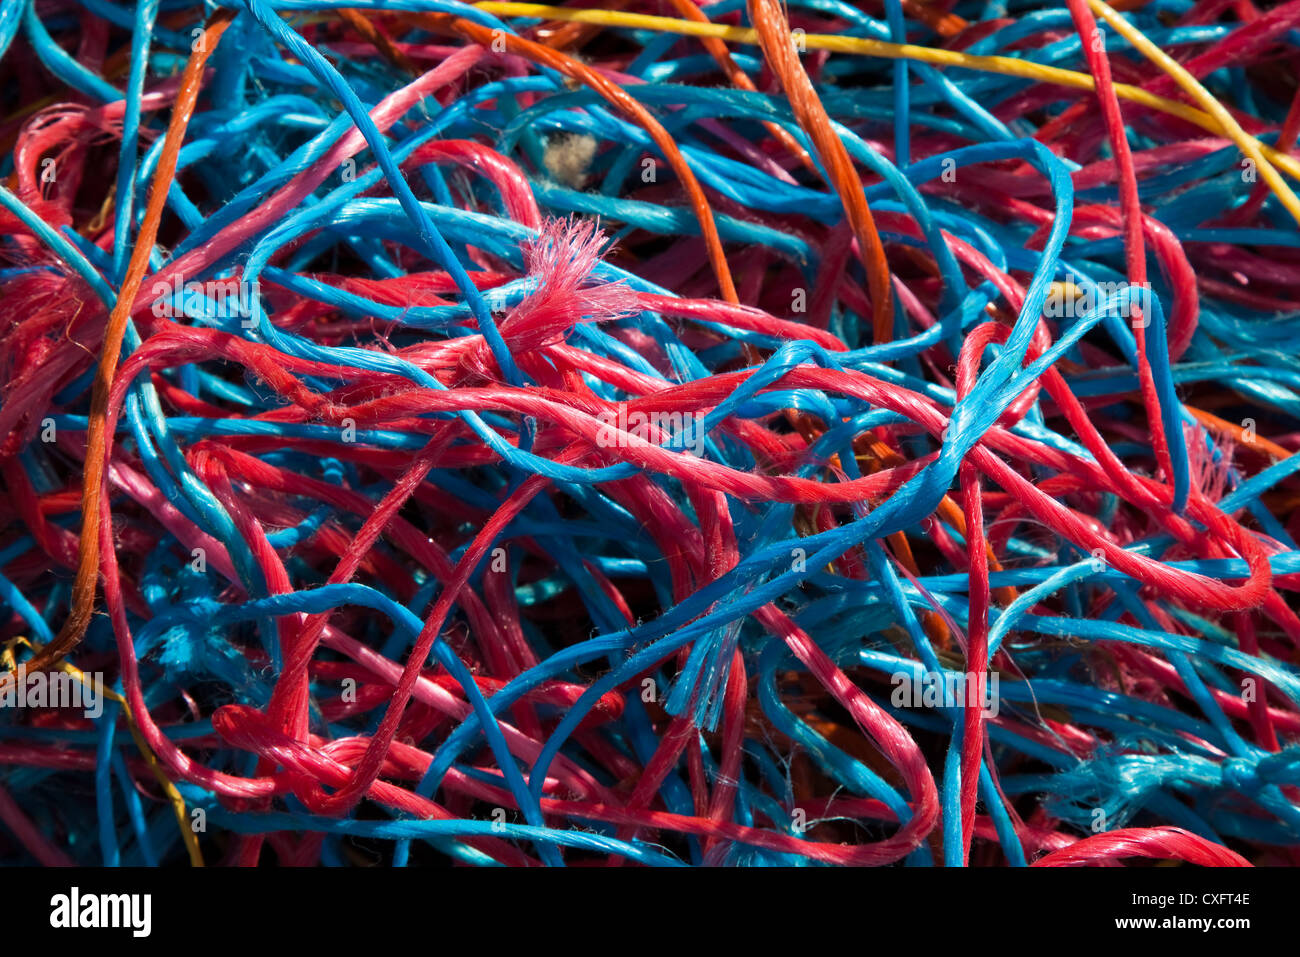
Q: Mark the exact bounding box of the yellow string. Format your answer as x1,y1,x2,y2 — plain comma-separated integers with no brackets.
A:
4,637,205,867
1087,0,1300,227
473,1,1300,189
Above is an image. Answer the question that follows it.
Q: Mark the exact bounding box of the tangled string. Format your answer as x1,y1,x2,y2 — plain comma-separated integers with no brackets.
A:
0,0,1299,867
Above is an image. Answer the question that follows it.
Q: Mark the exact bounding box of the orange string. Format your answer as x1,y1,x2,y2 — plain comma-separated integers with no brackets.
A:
424,12,740,303
901,0,969,37
746,0,895,344
339,8,420,75
536,0,636,50
1,9,235,691
662,0,817,174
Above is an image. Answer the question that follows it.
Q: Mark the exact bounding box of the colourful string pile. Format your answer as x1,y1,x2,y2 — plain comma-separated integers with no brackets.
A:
1,0,1300,868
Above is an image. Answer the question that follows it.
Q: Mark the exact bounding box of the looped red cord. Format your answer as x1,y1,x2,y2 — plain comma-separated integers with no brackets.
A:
1031,827,1253,866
